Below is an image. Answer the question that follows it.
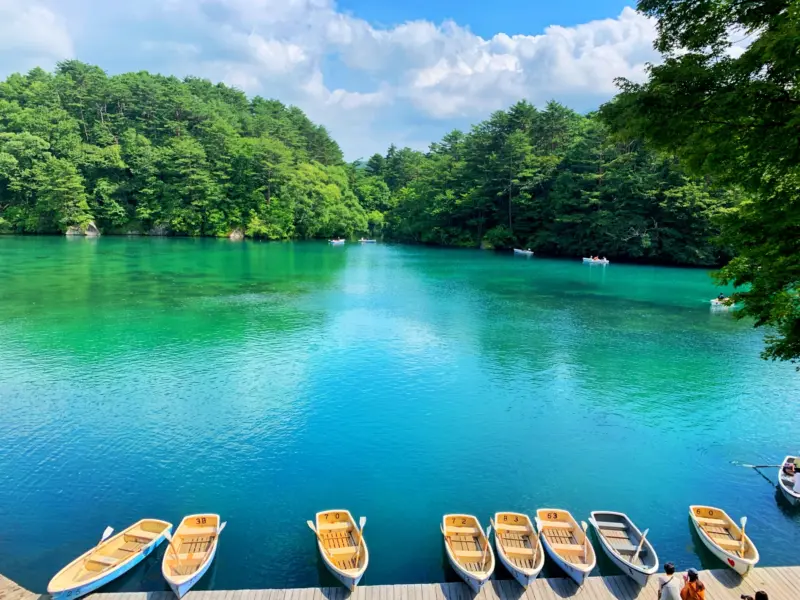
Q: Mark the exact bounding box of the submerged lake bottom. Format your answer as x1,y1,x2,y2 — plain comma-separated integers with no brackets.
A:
0,237,799,593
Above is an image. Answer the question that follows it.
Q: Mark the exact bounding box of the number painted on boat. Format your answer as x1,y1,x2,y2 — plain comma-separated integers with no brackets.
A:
195,517,207,525
547,512,558,519
335,513,340,519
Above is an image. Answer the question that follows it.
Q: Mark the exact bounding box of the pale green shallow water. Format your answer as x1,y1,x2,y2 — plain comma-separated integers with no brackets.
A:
0,237,799,593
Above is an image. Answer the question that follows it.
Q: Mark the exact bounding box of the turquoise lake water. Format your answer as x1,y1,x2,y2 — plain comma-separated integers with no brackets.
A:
1,237,799,593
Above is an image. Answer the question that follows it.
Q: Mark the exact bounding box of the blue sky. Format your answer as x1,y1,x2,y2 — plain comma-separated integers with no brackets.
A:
0,0,659,160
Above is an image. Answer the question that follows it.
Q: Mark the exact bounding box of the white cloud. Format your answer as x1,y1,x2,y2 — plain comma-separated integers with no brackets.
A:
0,0,73,73
0,0,661,158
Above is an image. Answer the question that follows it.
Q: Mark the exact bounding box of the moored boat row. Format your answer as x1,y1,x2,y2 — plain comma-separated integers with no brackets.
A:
47,514,226,600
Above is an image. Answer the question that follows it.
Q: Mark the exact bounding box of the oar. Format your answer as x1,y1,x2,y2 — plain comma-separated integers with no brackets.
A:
163,530,182,567
481,525,492,570
306,521,333,557
218,521,227,534
629,529,649,566
732,462,782,469
581,521,590,561
353,516,367,567
738,516,748,558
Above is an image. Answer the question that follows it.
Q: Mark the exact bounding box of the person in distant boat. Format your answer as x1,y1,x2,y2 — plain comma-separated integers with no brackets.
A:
717,293,727,301
658,562,681,600
681,568,705,600
783,461,796,477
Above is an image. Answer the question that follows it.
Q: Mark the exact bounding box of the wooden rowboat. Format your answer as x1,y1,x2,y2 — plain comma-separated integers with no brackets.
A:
491,512,543,588
162,514,226,598
535,508,596,586
441,514,495,593
582,258,609,265
329,239,345,245
778,456,800,506
513,249,534,256
689,505,758,575
311,510,368,590
588,511,657,586
48,519,172,600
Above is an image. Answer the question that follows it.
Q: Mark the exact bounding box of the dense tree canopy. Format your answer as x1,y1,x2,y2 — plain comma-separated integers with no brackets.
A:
361,101,739,265
600,0,800,364
1,62,738,268
0,61,367,239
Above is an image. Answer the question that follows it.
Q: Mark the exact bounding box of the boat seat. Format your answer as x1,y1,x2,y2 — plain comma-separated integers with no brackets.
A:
549,543,585,553
445,526,480,535
695,517,727,526
327,546,358,556
613,542,639,553
715,538,744,550
127,530,158,541
495,523,530,533
319,522,352,531
504,546,535,556
182,526,218,536
119,541,143,553
595,521,627,530
453,550,484,558
87,555,118,566
541,522,573,530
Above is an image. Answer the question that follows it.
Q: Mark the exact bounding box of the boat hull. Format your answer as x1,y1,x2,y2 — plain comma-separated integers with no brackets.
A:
540,540,590,586
593,538,651,586
778,457,800,506
513,249,533,256
689,514,756,576
49,535,166,600
320,551,365,591
582,258,609,265
444,549,489,593
496,548,539,588
166,542,217,599
779,484,800,506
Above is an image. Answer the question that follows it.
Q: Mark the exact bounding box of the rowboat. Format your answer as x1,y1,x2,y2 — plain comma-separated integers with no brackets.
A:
48,519,172,600
513,249,534,256
309,510,368,590
491,512,543,588
710,299,733,309
162,514,227,598
778,456,800,505
588,511,657,586
535,509,596,586
359,239,376,243
441,514,495,592
329,239,345,245
582,258,609,265
689,505,758,575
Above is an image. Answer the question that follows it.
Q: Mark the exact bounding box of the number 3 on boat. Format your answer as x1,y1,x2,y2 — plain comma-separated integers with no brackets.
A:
161,514,227,598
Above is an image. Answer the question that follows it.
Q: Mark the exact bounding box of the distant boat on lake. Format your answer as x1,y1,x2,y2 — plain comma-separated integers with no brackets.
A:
329,239,345,245
583,257,609,265
162,514,226,598
359,239,377,243
778,456,800,506
48,519,172,600
513,249,534,256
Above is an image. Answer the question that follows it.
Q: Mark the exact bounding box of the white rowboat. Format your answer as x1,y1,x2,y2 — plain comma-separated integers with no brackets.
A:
536,509,596,586
359,239,376,243
689,505,758,576
513,249,534,256
441,514,495,593
329,239,345,245
710,299,733,309
588,511,657,586
492,512,543,588
162,514,226,598
312,510,368,590
48,519,172,600
582,258,609,265
778,457,800,506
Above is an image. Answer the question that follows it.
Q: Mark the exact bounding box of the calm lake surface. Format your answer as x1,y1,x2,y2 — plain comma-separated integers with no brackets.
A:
1,237,799,592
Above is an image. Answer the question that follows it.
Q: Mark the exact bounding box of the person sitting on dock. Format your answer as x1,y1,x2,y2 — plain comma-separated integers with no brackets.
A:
658,562,682,600
680,568,705,600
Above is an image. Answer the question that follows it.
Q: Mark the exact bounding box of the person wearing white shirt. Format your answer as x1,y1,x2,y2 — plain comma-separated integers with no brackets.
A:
658,562,682,600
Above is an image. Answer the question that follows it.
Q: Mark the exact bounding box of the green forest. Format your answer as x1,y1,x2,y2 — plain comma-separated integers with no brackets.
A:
0,61,739,266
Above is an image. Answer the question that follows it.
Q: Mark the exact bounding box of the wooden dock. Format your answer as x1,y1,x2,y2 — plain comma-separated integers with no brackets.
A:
2,567,797,600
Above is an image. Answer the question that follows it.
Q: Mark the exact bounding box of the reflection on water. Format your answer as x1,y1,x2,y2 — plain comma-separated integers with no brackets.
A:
0,238,799,592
